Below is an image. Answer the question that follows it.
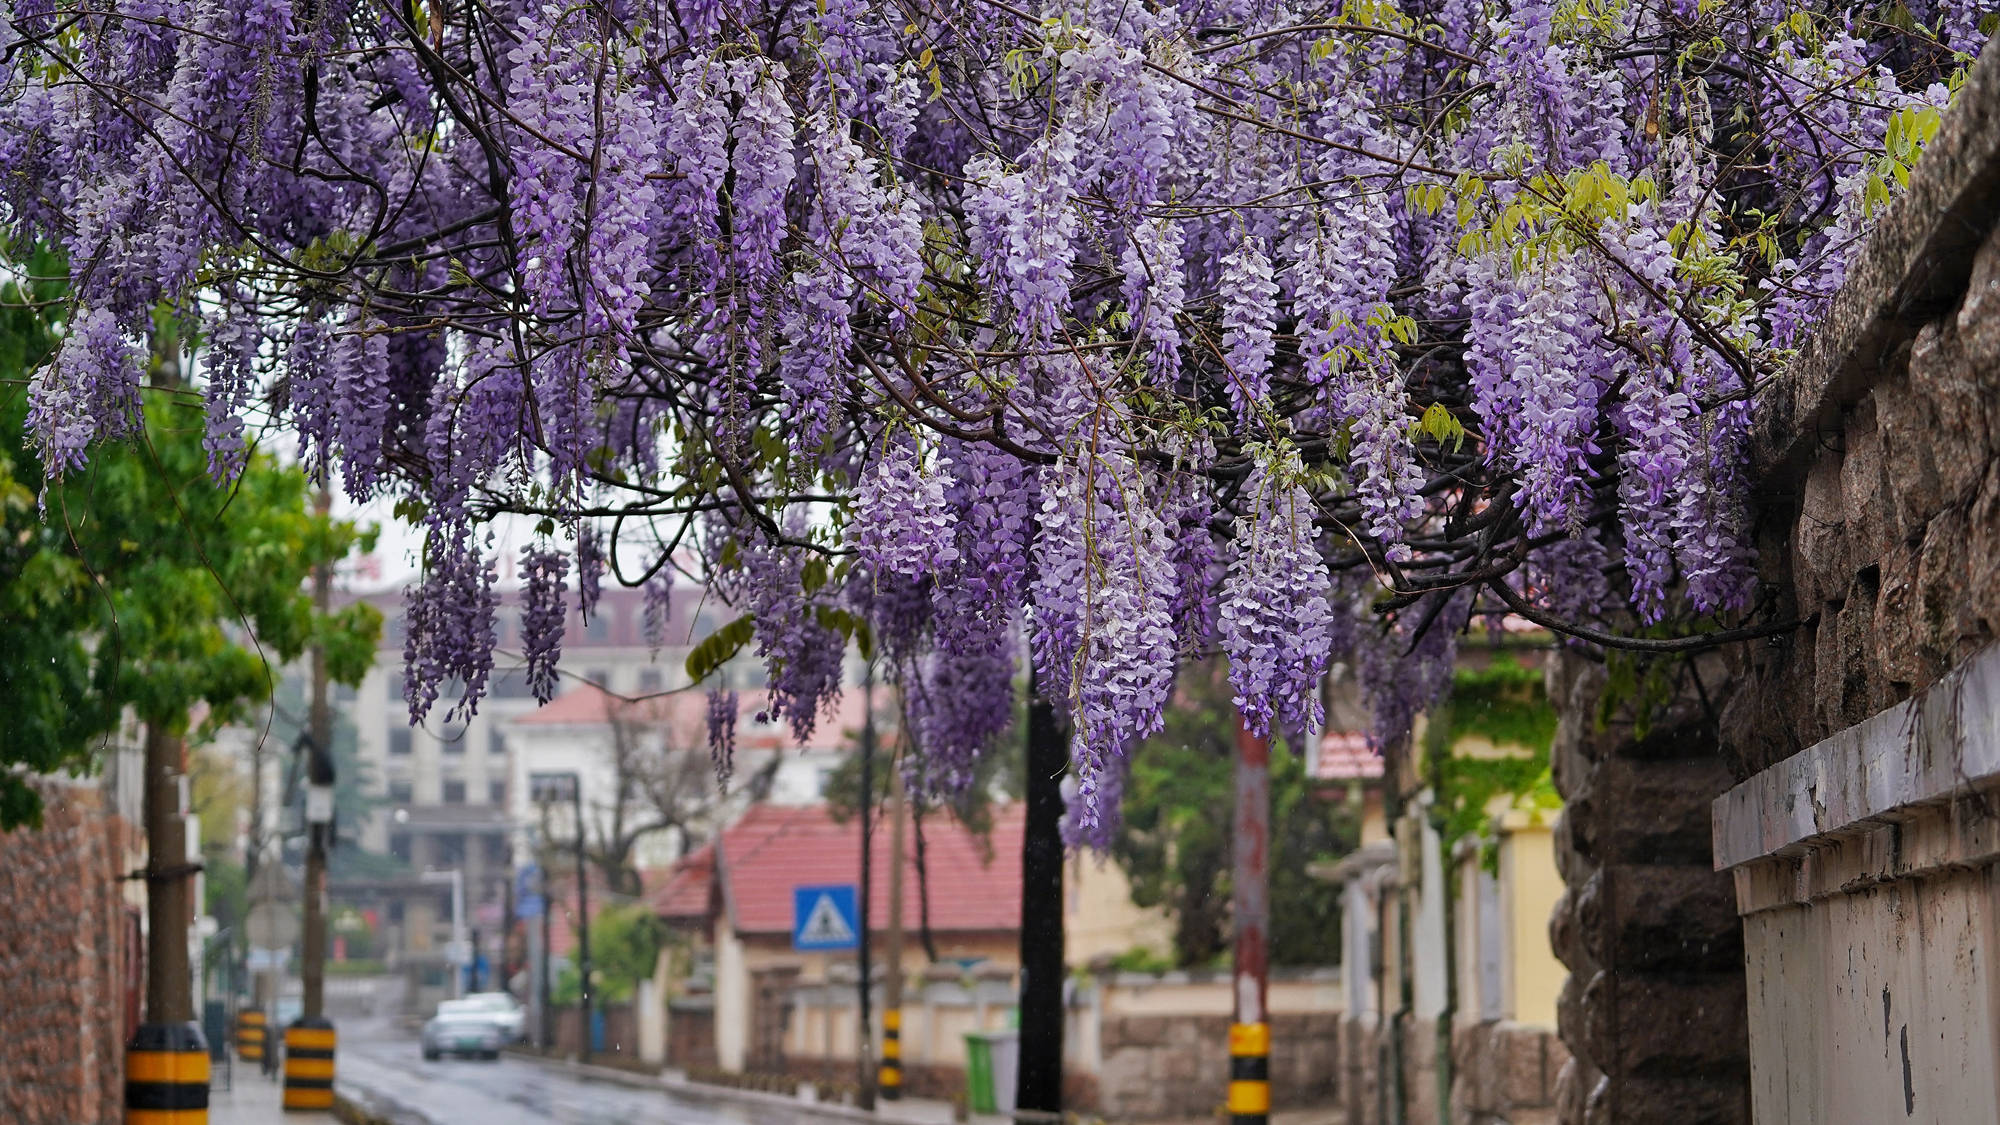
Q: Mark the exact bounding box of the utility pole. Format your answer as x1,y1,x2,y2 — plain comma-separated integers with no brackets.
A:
1015,679,1066,1117
125,311,209,1125
286,486,339,1111
855,662,877,1111
879,762,906,1101
1228,716,1272,1125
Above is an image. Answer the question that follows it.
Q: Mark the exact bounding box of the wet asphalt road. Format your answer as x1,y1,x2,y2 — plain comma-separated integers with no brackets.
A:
336,1019,834,1125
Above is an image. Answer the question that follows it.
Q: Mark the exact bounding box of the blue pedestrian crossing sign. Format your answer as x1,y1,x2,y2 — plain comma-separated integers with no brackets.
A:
792,885,860,951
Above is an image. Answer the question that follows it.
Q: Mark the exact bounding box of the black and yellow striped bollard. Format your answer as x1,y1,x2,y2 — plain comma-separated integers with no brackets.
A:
235,1009,265,1064
281,1016,337,1111
1227,1021,1270,1125
877,1008,903,1101
127,1021,209,1125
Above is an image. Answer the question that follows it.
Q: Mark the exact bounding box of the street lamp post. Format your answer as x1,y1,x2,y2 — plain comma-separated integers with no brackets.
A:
420,868,467,999
530,771,590,1062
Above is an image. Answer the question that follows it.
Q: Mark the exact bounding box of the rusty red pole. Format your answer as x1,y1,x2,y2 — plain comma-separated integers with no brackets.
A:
1230,716,1271,1125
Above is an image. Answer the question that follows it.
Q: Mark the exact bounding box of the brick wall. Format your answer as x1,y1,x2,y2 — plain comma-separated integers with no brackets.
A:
0,781,138,1125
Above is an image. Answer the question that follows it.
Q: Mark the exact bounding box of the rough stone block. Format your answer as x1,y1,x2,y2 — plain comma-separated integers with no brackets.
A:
1572,865,1742,974
1953,219,2000,382
1906,321,1993,503
1558,755,1733,867
1574,970,1748,1080
1915,505,1982,672
1969,462,2000,643
1502,1028,1556,1108
1874,362,1945,543
1554,1055,1599,1125
1584,1075,1751,1125
1838,393,1895,561
1794,448,1851,609
1873,540,1931,691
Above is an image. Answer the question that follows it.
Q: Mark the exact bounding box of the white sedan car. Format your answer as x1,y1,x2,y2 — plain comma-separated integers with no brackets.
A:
443,992,527,1043
420,1011,503,1061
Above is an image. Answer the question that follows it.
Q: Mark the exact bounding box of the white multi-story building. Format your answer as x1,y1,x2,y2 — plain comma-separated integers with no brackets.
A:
333,581,859,965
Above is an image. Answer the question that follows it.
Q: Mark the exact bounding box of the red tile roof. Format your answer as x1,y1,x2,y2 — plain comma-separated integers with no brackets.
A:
648,802,1024,936
1316,730,1384,780
645,846,714,922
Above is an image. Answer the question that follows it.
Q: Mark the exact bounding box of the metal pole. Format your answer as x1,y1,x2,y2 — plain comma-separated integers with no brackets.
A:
855,663,876,1110
573,780,592,1063
142,724,194,1025
285,485,340,1112
1015,677,1066,1115
303,509,332,1021
451,869,466,999
1229,716,1271,1125
880,763,905,1101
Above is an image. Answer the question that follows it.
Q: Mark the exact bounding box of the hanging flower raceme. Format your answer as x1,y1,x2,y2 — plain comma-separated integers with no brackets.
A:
851,438,958,580
1219,445,1337,740
403,522,500,724
1029,452,1178,844
519,545,571,704
1219,234,1279,428
26,306,142,481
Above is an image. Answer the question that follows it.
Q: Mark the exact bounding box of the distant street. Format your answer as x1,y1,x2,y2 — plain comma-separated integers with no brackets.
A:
335,1019,834,1125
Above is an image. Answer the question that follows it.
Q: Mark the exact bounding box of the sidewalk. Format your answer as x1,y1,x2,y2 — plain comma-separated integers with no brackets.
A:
207,1064,339,1124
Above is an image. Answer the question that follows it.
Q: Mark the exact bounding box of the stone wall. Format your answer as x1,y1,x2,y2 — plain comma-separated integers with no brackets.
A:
0,781,139,1125
1335,1016,1566,1125
1093,1010,1339,1120
1723,32,2000,784
1452,1019,1567,1125
1544,29,2000,1125
1546,655,1748,1125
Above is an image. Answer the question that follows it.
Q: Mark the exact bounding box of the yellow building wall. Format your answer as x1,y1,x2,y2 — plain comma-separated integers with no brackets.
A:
1498,815,1563,1029
1066,850,1175,963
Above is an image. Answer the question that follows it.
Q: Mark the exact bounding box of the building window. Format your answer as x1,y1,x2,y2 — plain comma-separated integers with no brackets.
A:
389,780,413,804
334,681,358,704
487,836,511,868
638,667,664,693
442,780,466,805
488,780,506,806
587,614,610,641
585,668,610,687
388,728,413,756
441,732,466,755
390,833,411,863
490,733,507,760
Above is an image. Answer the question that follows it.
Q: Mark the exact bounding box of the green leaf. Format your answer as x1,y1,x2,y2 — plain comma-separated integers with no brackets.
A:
684,614,756,684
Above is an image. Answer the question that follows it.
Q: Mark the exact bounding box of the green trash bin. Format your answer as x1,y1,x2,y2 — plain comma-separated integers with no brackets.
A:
964,1030,1019,1116
965,1032,996,1114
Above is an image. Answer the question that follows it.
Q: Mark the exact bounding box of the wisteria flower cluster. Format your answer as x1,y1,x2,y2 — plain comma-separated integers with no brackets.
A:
3,0,1988,841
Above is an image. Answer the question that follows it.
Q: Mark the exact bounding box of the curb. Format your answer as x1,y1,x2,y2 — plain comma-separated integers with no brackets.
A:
500,1050,949,1124
333,1085,433,1125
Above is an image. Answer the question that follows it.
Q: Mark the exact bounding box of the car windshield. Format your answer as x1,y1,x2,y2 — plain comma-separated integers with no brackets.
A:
433,1014,496,1028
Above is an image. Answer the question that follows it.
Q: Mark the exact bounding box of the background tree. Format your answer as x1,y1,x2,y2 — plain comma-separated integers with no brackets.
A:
1116,662,1357,968
0,248,383,828
552,903,664,1006
584,703,762,898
